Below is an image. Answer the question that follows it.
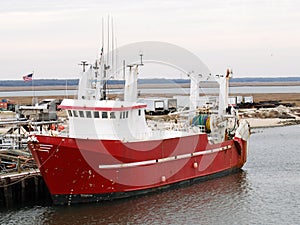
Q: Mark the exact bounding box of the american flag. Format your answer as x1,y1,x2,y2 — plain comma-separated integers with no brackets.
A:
23,73,33,82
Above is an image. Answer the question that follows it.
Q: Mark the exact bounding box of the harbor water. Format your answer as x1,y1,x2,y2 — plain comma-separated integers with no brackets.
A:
0,125,299,224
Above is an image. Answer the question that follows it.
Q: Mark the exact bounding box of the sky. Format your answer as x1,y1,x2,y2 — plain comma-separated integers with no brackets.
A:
1,0,300,80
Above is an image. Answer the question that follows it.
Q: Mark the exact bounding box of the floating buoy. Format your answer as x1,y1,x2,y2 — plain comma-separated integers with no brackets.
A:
193,162,198,169
161,176,166,182
58,125,65,131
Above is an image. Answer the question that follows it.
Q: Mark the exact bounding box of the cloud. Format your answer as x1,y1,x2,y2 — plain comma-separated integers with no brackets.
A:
1,0,300,79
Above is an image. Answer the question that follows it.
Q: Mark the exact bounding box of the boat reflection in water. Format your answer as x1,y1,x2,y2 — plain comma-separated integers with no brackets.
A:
36,171,249,224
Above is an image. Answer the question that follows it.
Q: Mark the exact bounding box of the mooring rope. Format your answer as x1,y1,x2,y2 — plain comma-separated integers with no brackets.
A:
37,138,64,169
0,169,40,188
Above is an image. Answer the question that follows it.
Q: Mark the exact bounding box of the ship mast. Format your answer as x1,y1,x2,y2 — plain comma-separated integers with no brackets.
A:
99,15,117,100
95,16,114,100
217,69,232,115
124,54,144,102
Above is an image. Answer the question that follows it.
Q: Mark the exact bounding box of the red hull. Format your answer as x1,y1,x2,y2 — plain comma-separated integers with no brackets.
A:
28,134,247,205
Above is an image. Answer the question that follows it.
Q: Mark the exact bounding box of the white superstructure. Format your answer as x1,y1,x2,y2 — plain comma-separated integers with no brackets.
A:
58,41,240,144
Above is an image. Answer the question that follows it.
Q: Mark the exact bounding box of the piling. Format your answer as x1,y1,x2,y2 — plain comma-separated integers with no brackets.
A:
0,169,52,208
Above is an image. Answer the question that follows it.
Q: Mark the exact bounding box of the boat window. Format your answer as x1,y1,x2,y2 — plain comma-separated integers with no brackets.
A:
86,111,92,118
73,110,78,117
126,111,129,118
138,109,141,116
68,110,73,117
110,112,116,119
122,111,126,119
102,112,108,119
79,111,84,118
94,111,100,118
120,112,123,119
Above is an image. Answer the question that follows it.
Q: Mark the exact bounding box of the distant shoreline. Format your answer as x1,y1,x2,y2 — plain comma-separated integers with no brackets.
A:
2,92,300,107
0,81,300,92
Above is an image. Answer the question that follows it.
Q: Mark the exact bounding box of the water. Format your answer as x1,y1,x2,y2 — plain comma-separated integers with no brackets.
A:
1,125,299,224
0,85,300,97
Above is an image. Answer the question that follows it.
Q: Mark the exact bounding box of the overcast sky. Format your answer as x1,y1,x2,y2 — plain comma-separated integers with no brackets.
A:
1,0,300,80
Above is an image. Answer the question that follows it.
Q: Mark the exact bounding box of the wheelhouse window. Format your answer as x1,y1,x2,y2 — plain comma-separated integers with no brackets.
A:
79,111,84,118
119,111,129,119
110,112,116,119
73,110,78,117
138,109,141,116
68,110,73,117
102,112,108,119
94,111,100,118
86,111,92,118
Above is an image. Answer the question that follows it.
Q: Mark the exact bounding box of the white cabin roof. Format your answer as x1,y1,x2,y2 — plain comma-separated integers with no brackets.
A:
58,99,147,111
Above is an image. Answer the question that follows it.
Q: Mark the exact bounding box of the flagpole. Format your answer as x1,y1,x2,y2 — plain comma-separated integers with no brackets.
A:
32,71,36,105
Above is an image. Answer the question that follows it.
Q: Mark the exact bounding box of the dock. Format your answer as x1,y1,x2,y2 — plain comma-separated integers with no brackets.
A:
0,169,51,208
0,107,63,208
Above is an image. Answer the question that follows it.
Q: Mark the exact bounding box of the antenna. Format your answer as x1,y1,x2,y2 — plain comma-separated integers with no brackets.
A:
123,60,126,80
102,17,104,54
107,15,110,67
79,61,89,72
98,17,104,66
139,52,144,66
115,36,118,78
126,54,144,68
111,17,114,76
93,60,99,69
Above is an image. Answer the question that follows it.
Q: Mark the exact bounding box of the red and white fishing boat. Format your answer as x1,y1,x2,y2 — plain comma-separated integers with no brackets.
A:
28,41,250,205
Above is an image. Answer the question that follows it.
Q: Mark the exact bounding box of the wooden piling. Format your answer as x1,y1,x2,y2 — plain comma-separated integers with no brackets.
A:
3,177,13,208
0,169,52,208
21,179,26,202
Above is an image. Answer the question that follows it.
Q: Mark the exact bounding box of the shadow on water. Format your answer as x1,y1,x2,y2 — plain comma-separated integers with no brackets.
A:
0,170,251,224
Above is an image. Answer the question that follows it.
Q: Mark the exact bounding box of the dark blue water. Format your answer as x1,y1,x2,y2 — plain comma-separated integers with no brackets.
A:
1,125,299,224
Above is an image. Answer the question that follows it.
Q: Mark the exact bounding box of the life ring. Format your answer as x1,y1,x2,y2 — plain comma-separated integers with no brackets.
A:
51,124,56,130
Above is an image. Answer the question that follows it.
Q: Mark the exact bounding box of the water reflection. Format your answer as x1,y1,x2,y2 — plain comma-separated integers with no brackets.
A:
0,85,299,97
36,171,250,224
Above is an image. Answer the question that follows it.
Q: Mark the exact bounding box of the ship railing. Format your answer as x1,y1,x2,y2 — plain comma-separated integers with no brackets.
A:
147,119,190,131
